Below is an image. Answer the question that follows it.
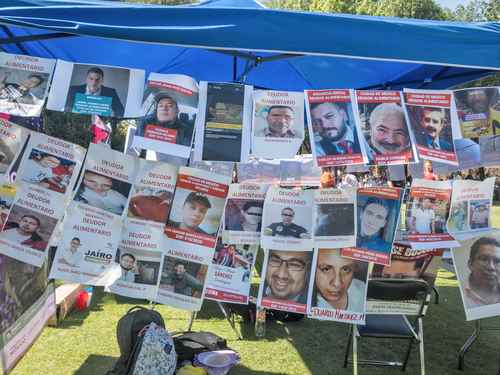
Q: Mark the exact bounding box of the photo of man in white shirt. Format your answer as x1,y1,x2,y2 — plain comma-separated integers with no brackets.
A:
411,197,436,234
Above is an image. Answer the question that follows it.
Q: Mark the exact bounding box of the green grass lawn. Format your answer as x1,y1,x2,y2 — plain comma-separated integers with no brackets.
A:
9,207,500,375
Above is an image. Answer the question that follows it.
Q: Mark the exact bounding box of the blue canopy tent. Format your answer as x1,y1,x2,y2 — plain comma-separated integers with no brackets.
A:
0,0,498,91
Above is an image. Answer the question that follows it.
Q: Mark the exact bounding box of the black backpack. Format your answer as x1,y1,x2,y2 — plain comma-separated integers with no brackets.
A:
107,306,165,375
173,331,229,362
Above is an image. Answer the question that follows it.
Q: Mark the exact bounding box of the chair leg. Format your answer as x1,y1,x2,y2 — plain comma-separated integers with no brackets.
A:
344,326,353,368
353,326,358,375
458,320,481,370
418,318,425,375
402,338,414,371
433,285,439,304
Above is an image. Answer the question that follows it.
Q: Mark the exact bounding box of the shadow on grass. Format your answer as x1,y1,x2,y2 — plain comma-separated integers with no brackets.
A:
56,287,107,329
73,354,117,375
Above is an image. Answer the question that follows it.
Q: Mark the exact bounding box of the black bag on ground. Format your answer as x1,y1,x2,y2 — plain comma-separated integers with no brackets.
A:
107,306,165,375
173,331,229,362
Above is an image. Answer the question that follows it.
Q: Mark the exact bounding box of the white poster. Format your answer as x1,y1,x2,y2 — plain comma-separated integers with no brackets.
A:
0,52,55,117
307,248,368,324
205,239,258,305
452,230,500,321
305,89,367,167
17,132,86,202
261,186,313,251
279,155,322,187
0,183,64,266
403,89,459,166
165,167,230,249
252,90,304,159
106,159,178,299
132,73,199,159
480,135,500,167
0,118,30,181
222,183,268,245
403,179,459,250
313,187,356,248
236,157,280,185
47,60,144,118
257,248,313,314
447,177,496,239
354,90,418,166
195,82,252,162
155,243,213,312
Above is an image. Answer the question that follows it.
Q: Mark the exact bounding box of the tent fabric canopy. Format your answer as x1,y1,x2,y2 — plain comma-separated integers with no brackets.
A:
0,0,498,91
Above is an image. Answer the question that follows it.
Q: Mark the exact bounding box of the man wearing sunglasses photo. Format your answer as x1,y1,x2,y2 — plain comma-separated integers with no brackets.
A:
265,207,310,239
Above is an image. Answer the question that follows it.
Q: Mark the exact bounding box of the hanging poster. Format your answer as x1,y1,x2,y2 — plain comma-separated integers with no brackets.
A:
205,239,258,304
279,155,322,187
307,248,368,324
0,256,55,374
132,73,198,159
47,60,144,118
480,135,500,167
222,183,268,245
165,167,230,249
252,90,304,159
17,132,86,201
155,246,211,312
354,90,418,165
452,230,500,320
368,243,443,314
195,82,252,162
403,178,459,250
257,249,313,314
0,181,63,266
0,52,55,117
404,89,458,165
341,187,402,266
447,177,496,238
305,89,367,167
261,186,313,251
313,187,356,248
453,87,500,138
0,118,30,181
106,160,178,299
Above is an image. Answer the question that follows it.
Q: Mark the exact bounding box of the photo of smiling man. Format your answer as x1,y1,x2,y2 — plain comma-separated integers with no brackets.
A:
258,249,312,314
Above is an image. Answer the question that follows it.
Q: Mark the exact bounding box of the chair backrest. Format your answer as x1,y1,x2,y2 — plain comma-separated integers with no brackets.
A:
366,278,431,316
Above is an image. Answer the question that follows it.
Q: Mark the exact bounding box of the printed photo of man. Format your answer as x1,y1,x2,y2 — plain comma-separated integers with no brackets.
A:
363,103,411,161
463,237,500,308
59,237,82,267
264,250,312,304
65,66,124,117
470,201,490,230
313,249,367,312
256,105,297,138
414,107,453,151
168,192,213,235
315,203,354,237
163,261,204,297
225,200,263,233
265,207,310,239
310,102,361,156
137,93,194,146
357,197,391,252
119,253,136,282
410,198,436,234
1,214,47,251
74,171,129,216
0,72,45,106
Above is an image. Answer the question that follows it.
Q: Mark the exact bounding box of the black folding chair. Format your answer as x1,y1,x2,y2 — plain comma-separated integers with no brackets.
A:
343,279,431,375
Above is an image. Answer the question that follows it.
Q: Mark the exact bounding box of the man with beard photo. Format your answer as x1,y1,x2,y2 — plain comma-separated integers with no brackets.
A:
363,103,411,162
310,101,361,156
1,214,47,251
119,253,137,282
163,261,204,297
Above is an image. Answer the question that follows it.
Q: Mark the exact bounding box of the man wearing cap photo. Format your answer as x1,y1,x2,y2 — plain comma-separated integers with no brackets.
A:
137,93,194,146
168,192,213,235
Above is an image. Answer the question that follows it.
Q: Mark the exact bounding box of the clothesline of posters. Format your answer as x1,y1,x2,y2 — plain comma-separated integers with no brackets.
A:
1,52,499,170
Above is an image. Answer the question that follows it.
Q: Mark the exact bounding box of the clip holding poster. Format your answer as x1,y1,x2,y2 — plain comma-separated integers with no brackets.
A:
353,90,418,166
341,187,402,266
261,186,314,251
305,89,368,167
403,88,459,166
195,82,253,163
0,52,56,117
